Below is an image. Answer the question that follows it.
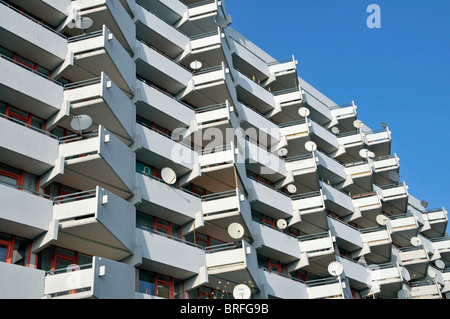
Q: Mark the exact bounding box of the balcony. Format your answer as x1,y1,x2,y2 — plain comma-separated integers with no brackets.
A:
135,3,189,59
247,177,293,222
135,172,201,227
0,53,64,119
245,137,286,178
43,256,135,299
320,180,354,220
306,277,343,299
52,187,135,260
47,126,135,200
291,191,327,233
372,154,400,187
364,128,391,158
315,150,346,186
135,38,192,97
430,237,450,267
62,0,136,53
351,191,382,228
61,26,135,96
335,255,372,292
360,226,392,264
176,0,224,36
368,262,403,299
259,268,308,299
135,77,195,130
182,63,234,107
195,101,234,135
60,74,135,145
278,119,310,157
298,231,335,276
0,182,53,239
299,84,333,126
137,226,206,280
421,208,448,238
0,262,46,299
205,240,260,292
329,102,358,133
235,69,275,115
284,153,318,192
327,215,364,254
267,57,298,92
136,121,196,177
251,220,301,267
389,214,419,247
0,114,59,175
269,87,303,120
0,1,66,70
201,189,253,242
398,246,429,280
343,159,373,194
409,280,442,299
378,183,409,215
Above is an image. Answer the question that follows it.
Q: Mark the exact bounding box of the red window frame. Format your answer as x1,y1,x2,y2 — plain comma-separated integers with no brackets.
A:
0,238,13,263
267,258,282,275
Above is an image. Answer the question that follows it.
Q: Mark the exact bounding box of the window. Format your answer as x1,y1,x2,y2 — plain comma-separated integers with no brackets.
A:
136,212,182,239
190,286,232,299
0,233,31,266
0,163,38,194
139,270,183,299
36,246,92,272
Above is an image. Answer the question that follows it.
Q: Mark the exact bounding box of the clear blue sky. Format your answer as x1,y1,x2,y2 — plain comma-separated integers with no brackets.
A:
225,0,449,233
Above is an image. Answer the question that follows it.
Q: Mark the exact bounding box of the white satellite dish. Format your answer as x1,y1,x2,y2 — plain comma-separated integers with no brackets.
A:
304,141,317,152
287,184,297,194
353,120,364,129
388,171,401,183
435,259,445,270
410,237,422,247
328,261,344,277
190,60,203,70
331,126,340,135
228,223,244,240
161,167,177,185
75,17,93,32
70,115,93,134
298,107,310,118
277,148,288,157
359,149,371,159
397,289,412,299
276,219,288,230
421,200,429,209
376,214,388,226
401,268,411,282
427,267,437,279
233,284,251,299
381,122,388,129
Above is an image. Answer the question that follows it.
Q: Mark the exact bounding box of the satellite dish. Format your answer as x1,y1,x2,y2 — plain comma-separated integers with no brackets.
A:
287,184,297,194
388,171,401,183
298,107,310,117
353,120,364,129
381,122,388,129
304,141,317,152
369,151,376,158
328,261,344,277
228,223,244,240
70,115,93,133
75,17,93,32
359,149,371,159
276,219,288,230
421,201,429,209
277,148,288,157
331,127,340,135
435,259,445,270
397,289,412,299
66,264,80,272
190,60,203,70
233,284,251,299
376,214,388,226
410,237,422,247
161,167,177,185
401,268,411,282
427,267,437,279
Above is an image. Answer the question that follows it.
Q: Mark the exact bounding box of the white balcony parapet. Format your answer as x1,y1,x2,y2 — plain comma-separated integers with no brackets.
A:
306,277,343,299
43,256,135,299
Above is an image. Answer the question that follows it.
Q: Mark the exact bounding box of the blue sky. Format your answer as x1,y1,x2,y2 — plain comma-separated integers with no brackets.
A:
225,0,449,233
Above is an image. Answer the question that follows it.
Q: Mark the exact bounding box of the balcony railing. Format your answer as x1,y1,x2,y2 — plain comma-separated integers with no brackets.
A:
137,225,205,250
53,189,97,204
205,241,243,254
0,112,59,140
0,180,51,200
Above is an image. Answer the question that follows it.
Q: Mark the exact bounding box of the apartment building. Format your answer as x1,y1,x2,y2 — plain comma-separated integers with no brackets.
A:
0,0,448,299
